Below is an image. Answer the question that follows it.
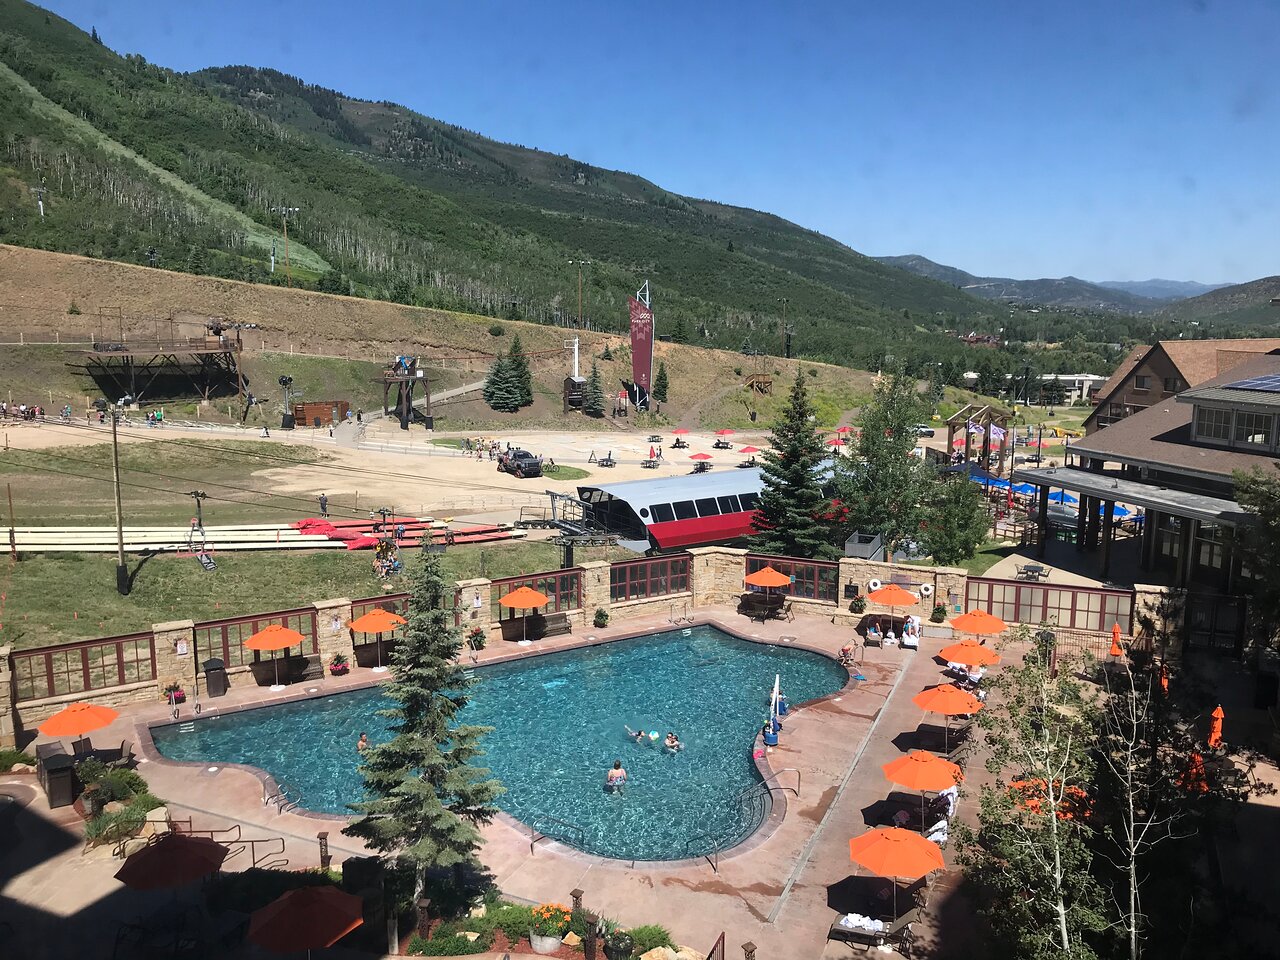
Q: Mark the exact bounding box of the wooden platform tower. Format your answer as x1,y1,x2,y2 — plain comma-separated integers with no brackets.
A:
380,356,432,430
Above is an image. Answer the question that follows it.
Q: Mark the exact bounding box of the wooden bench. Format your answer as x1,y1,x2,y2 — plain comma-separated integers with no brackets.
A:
499,611,573,642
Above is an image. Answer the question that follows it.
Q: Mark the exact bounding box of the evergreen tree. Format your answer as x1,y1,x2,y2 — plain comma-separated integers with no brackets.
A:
727,239,735,253
344,553,503,903
507,335,533,407
671,318,690,344
601,344,613,361
652,361,669,403
919,475,989,565
481,357,521,412
90,26,102,44
185,245,206,275
835,364,934,559
753,372,835,558
583,361,605,417
1235,466,1280,648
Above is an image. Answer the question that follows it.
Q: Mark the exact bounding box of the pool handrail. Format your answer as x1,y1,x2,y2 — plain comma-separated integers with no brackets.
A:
748,767,801,800
528,813,586,854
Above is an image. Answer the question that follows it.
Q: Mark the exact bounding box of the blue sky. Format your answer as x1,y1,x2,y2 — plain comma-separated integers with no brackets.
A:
42,0,1280,283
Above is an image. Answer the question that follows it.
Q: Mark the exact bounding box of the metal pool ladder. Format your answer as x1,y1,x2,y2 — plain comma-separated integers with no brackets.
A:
528,814,586,854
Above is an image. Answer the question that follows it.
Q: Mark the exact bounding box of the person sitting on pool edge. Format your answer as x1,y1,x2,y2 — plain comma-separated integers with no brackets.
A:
605,760,628,792
357,732,369,753
664,732,683,752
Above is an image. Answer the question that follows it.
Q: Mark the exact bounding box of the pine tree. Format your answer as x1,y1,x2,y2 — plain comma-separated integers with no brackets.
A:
186,245,206,275
344,553,503,904
671,318,689,344
90,26,102,44
753,372,835,558
652,361,669,403
583,361,605,417
601,344,613,361
482,357,521,412
508,335,533,407
919,475,989,565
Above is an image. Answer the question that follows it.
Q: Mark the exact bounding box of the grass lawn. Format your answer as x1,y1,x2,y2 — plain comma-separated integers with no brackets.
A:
543,464,590,481
906,539,1018,577
0,539,629,649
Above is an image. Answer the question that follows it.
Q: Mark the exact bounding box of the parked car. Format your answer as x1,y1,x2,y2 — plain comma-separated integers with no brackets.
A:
914,424,936,438
498,448,544,478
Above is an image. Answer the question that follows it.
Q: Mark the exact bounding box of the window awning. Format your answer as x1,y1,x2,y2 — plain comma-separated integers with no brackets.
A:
1010,466,1250,526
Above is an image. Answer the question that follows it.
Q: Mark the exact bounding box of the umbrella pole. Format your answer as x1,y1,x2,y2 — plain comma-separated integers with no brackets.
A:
271,653,283,692
921,791,927,835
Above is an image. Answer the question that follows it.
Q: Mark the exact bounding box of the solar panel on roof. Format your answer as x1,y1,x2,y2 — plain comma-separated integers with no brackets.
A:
1225,373,1280,393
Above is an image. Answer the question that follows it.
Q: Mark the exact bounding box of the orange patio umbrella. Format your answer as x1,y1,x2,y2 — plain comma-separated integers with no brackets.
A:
500,585,550,643
348,607,407,673
1208,705,1224,749
249,885,364,959
949,609,1007,637
1159,663,1169,695
938,640,1001,668
745,566,792,589
115,834,228,890
38,701,119,739
1180,752,1209,793
913,683,984,750
848,826,945,918
882,751,963,832
244,623,306,691
867,583,918,638
1109,623,1125,659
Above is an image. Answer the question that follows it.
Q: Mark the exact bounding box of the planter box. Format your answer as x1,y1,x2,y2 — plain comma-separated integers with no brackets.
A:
329,666,350,676
529,932,563,955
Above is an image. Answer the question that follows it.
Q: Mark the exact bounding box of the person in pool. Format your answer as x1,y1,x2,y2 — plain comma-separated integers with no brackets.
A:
357,732,369,753
605,760,628,792
625,725,649,745
664,732,683,752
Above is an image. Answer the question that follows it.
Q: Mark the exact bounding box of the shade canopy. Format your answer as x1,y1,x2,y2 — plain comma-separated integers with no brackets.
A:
949,609,1007,636
499,585,549,610
866,584,918,608
249,886,364,953
835,425,853,434
672,428,691,435
826,437,846,447
738,446,761,454
38,702,119,738
115,834,228,890
690,453,713,461
1047,490,1079,505
848,827,945,880
882,751,963,792
938,640,1001,667
745,565,792,588
244,623,306,652
913,683,984,716
348,608,407,634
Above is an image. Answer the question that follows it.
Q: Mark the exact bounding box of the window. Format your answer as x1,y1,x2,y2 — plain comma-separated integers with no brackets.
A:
1108,403,1124,417
1234,411,1272,446
1163,377,1184,393
739,491,760,510
695,498,720,517
609,556,690,602
1195,405,1232,442
651,503,675,523
1133,375,1150,391
717,495,741,514
745,555,838,602
673,500,698,520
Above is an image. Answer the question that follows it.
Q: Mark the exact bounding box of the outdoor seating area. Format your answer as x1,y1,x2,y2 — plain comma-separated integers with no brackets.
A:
1015,562,1051,581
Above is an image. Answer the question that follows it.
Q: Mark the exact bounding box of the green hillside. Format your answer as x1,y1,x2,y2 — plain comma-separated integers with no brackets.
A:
1158,276,1280,329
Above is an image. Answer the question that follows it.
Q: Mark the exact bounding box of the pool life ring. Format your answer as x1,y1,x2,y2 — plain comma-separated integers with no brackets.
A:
920,583,935,598
868,578,883,592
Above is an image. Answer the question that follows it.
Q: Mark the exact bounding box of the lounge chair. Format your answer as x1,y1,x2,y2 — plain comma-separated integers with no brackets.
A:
828,907,920,951
105,741,135,769
72,737,93,759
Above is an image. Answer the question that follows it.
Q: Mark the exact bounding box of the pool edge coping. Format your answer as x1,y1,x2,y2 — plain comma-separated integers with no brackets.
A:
134,616,861,867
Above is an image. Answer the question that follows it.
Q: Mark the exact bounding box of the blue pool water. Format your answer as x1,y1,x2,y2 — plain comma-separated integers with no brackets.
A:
151,626,847,860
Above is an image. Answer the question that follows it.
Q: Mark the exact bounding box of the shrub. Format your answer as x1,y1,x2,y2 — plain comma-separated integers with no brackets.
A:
0,748,35,770
100,769,148,801
84,808,144,843
930,603,947,623
206,868,339,914
408,933,489,956
733,366,742,376
486,903,534,943
75,757,108,785
125,792,165,817
808,368,818,377
627,924,675,955
594,607,610,628
530,903,572,937
67,300,81,315
488,323,505,337
850,595,867,614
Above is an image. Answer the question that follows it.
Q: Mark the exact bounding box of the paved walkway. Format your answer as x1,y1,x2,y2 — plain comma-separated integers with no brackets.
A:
5,607,983,959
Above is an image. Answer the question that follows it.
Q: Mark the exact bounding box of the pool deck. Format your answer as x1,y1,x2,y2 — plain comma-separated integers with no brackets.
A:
3,606,971,960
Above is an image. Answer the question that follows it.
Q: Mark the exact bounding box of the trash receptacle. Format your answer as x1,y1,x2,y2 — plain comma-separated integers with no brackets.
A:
204,657,229,698
41,754,77,808
281,413,295,430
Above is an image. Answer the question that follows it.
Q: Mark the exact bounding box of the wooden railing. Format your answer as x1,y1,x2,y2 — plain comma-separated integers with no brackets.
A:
490,568,583,622
746,553,840,603
192,607,318,669
12,631,156,702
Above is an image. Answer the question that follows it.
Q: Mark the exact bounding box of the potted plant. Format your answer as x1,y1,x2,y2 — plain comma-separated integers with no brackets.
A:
329,653,350,676
850,595,867,614
930,603,947,623
467,626,487,650
163,681,186,704
603,926,635,960
594,607,610,628
529,902,572,954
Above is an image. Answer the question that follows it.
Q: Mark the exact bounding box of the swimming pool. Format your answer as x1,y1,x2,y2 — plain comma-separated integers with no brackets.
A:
151,625,848,861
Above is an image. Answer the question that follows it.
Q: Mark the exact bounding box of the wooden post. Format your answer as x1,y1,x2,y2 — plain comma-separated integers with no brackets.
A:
317,831,331,871
416,898,432,939
570,887,585,912
742,941,757,960
582,911,599,960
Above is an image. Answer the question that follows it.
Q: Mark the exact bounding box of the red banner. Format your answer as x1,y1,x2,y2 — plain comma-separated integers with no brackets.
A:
628,296,654,395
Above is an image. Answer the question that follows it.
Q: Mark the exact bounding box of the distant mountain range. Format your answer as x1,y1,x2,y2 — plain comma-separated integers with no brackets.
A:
1159,276,1280,327
1095,279,1232,300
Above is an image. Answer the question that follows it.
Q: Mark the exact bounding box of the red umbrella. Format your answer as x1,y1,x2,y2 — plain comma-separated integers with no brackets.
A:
835,425,853,434
715,429,735,436
115,834,229,890
826,437,846,447
673,428,691,435
739,446,760,454
249,886,364,958
690,453,713,460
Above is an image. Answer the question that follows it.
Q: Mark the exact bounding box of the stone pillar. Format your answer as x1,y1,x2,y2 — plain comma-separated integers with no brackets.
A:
687,546,747,607
313,598,354,664
455,578,492,636
570,888,585,912
0,645,15,748
742,941,758,960
151,619,196,698
578,561,611,627
582,911,599,960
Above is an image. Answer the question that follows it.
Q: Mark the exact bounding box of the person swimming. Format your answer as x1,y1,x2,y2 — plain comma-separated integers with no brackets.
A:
625,725,649,745
357,732,369,753
605,759,628,792
664,732,683,752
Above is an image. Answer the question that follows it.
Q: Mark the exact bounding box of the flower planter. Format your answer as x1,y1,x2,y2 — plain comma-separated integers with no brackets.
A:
528,932,563,955
329,666,350,677
166,691,186,704
604,944,632,960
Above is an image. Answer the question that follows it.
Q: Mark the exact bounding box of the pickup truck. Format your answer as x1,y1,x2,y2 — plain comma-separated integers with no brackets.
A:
497,448,544,478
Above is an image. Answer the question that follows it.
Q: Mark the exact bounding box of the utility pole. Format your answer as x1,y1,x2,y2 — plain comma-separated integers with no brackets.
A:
110,408,129,595
776,297,790,358
273,206,300,287
569,260,590,327
31,179,47,217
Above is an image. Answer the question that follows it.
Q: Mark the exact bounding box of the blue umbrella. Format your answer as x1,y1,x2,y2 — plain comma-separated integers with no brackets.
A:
1104,504,1131,519
1011,483,1037,496
1047,491,1079,505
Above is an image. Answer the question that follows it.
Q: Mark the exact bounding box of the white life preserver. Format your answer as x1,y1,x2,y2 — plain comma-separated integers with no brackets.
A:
920,583,935,598
867,578,883,592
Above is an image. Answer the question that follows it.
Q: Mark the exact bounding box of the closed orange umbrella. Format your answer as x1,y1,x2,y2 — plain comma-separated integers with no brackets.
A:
1159,663,1169,695
244,624,306,691
499,585,550,643
348,608,407,673
38,702,119,738
115,834,228,890
745,566,792,588
882,751,963,832
249,886,364,958
1109,623,1124,659
1208,705,1224,749
1181,752,1209,793
949,609,1007,637
938,640,1001,667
